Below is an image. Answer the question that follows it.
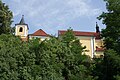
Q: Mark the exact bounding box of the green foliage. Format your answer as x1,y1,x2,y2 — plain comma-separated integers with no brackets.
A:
92,49,120,80
92,58,104,80
0,34,35,80
114,75,120,80
38,30,95,80
96,0,120,80
104,50,120,80
0,0,13,35
61,29,76,45
0,29,96,80
98,0,120,51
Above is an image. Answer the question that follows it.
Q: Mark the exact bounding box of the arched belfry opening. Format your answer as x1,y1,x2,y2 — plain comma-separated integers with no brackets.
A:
19,27,23,32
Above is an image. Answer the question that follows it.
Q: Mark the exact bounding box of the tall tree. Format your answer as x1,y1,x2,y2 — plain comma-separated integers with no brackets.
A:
97,0,120,80
98,0,120,51
0,0,13,35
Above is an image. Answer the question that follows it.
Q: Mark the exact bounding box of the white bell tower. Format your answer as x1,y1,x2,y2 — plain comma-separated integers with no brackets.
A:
15,15,29,41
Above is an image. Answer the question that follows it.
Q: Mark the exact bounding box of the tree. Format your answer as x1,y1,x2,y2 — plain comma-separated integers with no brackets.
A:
0,0,13,35
98,0,120,51
60,29,96,80
0,29,96,80
97,0,120,80
60,28,76,45
29,29,96,80
0,34,35,80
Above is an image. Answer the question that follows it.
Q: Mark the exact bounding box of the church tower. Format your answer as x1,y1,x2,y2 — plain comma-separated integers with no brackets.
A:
15,15,29,41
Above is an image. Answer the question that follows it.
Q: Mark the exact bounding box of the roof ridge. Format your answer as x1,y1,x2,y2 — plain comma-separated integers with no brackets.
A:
58,30,100,37
32,29,48,36
58,30,96,33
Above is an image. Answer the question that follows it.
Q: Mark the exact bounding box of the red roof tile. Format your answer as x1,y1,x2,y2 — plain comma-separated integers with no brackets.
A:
58,30,100,39
31,29,48,36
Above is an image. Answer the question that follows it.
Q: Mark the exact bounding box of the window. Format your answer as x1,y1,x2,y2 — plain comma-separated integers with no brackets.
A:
19,27,23,32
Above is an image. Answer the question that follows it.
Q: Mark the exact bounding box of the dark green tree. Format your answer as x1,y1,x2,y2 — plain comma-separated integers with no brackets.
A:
0,0,13,35
96,0,120,80
98,0,120,51
0,34,35,80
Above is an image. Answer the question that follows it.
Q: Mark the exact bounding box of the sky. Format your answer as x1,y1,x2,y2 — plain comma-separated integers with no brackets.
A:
2,0,106,35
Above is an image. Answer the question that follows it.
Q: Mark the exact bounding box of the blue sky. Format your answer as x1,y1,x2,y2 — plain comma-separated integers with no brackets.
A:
2,0,106,35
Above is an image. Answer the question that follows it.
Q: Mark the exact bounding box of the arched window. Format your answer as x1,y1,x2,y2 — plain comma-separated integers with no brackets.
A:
19,27,23,32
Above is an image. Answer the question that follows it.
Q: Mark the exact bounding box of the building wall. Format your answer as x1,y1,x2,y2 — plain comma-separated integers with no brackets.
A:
95,39,104,48
77,36,104,58
29,36,49,41
95,51,104,58
95,39,104,58
77,36,95,58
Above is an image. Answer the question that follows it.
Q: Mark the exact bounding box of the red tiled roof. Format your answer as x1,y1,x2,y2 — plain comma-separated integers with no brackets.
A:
58,30,101,39
96,47,104,52
31,29,48,36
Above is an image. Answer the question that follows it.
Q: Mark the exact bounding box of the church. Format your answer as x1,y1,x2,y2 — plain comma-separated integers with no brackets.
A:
15,15,104,58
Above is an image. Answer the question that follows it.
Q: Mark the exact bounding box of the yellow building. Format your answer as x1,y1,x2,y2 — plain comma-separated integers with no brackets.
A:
15,16,104,58
58,23,104,58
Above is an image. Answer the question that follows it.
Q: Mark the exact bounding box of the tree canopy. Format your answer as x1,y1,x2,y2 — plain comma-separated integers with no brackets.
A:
96,0,120,80
98,0,120,51
0,0,13,35
0,29,96,80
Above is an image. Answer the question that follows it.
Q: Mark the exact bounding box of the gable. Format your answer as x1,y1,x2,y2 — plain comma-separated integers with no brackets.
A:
30,29,48,36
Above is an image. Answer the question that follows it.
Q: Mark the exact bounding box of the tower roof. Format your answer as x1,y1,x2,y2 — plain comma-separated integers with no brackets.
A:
15,15,29,29
19,15,25,24
16,15,27,25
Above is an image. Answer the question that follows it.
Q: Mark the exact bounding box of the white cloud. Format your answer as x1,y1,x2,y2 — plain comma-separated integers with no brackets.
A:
8,0,101,18
2,0,103,34
66,0,101,17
